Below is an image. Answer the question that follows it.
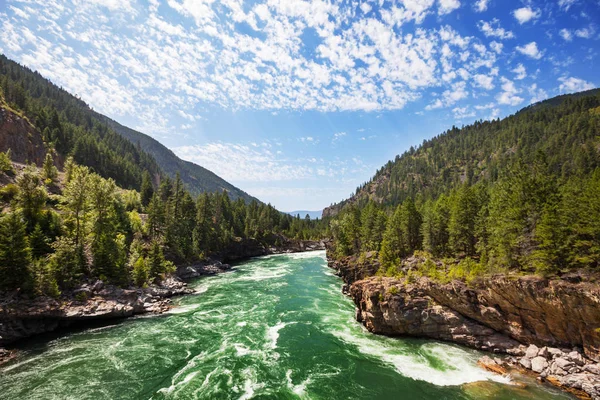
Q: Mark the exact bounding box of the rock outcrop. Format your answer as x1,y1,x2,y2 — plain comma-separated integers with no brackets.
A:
0,277,191,346
423,275,600,363
350,276,520,353
0,104,47,166
328,249,600,399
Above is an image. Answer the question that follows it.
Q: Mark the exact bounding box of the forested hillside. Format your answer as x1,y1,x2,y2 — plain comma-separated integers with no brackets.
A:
0,55,253,200
324,88,600,215
0,55,327,297
328,90,600,278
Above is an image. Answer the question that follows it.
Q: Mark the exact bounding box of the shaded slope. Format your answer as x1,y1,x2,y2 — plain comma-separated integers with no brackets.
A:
98,116,257,202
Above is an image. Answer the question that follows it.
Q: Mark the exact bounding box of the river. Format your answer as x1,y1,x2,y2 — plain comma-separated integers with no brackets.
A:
0,251,573,399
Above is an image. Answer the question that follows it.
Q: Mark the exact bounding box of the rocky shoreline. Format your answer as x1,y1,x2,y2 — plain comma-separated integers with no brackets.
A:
327,250,600,399
0,240,326,366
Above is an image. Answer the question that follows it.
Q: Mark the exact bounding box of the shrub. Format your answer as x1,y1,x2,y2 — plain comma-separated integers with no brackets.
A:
0,183,19,203
0,150,14,174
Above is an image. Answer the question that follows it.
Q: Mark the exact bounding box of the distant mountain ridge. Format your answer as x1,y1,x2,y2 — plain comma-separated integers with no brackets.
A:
287,210,323,220
97,114,257,202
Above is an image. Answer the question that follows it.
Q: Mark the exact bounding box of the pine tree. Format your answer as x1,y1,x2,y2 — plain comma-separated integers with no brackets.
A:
140,171,154,208
0,212,32,291
42,152,58,183
16,166,48,232
379,204,406,268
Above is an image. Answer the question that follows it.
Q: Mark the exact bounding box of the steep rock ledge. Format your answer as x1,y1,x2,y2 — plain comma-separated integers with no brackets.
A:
327,250,600,398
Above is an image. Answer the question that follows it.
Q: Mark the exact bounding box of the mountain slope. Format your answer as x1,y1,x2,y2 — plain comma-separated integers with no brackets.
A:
324,88,600,217
98,115,256,202
0,54,255,201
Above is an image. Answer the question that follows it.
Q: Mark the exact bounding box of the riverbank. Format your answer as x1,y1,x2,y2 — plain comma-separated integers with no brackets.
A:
0,239,326,365
327,250,600,399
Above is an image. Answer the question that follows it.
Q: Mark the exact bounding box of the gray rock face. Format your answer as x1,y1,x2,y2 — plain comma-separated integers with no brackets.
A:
0,277,192,346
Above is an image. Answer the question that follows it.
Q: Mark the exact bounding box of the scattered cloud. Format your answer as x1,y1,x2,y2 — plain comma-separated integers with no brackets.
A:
438,0,461,15
575,26,595,39
516,42,543,59
513,7,541,24
473,0,490,12
511,64,527,80
478,19,515,39
528,84,548,103
473,74,495,90
332,131,347,143
559,29,573,41
496,77,524,106
558,76,595,94
558,0,577,11
173,143,313,182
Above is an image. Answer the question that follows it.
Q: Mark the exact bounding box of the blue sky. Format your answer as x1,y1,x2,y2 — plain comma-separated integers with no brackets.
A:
0,0,598,211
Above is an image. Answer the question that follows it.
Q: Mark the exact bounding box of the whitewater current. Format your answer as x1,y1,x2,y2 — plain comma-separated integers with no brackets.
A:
0,251,573,399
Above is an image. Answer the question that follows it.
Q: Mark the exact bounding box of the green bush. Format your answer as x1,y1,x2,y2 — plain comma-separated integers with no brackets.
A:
387,286,399,295
0,150,14,174
0,183,19,202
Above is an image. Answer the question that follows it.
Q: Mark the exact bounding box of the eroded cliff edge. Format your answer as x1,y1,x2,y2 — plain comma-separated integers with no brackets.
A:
328,250,600,399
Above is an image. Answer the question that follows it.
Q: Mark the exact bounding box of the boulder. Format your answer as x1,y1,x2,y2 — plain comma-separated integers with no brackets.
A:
531,356,549,373
525,344,540,359
555,357,574,369
519,357,532,369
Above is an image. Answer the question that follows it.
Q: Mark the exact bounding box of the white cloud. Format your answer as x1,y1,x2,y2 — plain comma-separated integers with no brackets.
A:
9,6,29,19
473,74,494,90
478,19,514,39
559,29,573,41
528,84,548,103
426,81,469,109
453,106,475,119
558,0,577,11
511,63,526,80
489,41,503,53
438,0,461,15
332,131,347,143
515,42,543,59
173,142,313,182
575,26,595,39
558,76,595,94
360,2,372,14
473,0,489,12
496,77,523,106
512,7,540,24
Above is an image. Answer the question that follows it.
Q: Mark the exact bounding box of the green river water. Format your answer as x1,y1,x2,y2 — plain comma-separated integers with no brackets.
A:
0,251,573,399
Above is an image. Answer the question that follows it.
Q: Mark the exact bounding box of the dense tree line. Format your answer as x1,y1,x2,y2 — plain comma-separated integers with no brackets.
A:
0,154,327,296
330,92,600,279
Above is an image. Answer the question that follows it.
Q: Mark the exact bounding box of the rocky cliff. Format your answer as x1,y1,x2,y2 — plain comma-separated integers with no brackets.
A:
328,250,600,398
0,102,46,166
